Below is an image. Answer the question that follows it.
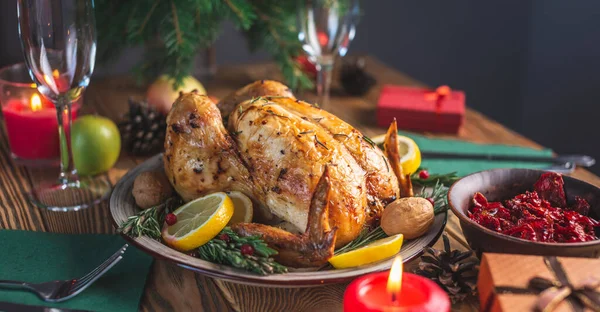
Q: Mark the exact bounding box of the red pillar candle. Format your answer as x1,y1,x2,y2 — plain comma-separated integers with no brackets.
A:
344,257,450,312
2,93,79,160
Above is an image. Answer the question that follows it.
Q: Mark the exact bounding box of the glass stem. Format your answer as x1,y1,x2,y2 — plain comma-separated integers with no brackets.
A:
316,60,334,107
55,97,79,185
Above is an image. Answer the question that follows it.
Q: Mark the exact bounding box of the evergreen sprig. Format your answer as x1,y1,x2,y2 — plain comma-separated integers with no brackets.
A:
334,226,387,255
118,197,180,239
197,227,288,275
411,170,460,187
96,0,313,90
416,180,449,215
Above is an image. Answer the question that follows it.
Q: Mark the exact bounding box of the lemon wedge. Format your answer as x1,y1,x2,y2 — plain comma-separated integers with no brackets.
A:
328,234,404,269
162,192,233,251
396,135,421,175
226,191,253,224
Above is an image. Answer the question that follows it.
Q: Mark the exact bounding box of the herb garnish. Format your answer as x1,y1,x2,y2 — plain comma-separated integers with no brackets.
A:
198,228,288,275
362,136,376,147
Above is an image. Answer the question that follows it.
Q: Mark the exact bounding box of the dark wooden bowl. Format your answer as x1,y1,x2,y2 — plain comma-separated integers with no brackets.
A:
448,168,600,258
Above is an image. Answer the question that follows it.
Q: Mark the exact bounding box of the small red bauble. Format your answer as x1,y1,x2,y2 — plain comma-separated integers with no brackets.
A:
427,198,435,206
165,213,177,225
240,244,255,256
419,170,430,179
219,233,231,243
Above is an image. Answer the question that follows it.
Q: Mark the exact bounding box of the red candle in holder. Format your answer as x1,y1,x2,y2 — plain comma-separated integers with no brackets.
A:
344,256,450,312
2,94,79,160
0,63,80,164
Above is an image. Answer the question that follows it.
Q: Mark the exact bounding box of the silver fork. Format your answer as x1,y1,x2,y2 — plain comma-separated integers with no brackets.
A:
0,244,128,303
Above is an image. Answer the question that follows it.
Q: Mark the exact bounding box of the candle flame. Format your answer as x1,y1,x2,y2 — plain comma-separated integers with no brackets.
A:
30,94,42,112
387,255,403,302
52,69,60,79
30,83,37,89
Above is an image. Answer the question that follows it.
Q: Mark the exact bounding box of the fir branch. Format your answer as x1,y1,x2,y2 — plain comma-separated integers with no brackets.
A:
197,228,287,275
137,0,160,35
170,0,183,45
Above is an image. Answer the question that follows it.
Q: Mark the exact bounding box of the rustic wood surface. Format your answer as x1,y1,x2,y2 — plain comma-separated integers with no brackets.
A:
1,57,598,312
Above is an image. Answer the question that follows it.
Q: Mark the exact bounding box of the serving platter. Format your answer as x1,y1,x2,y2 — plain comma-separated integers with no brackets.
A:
110,154,447,287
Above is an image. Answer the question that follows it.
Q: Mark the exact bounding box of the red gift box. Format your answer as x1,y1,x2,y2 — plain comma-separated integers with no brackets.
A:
376,85,465,133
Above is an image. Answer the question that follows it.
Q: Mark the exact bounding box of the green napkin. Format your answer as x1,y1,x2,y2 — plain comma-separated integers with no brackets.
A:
398,131,554,176
0,230,153,312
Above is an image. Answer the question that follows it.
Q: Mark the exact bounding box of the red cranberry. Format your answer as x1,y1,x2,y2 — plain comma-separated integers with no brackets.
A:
419,170,430,179
165,213,177,225
219,234,231,243
427,198,435,206
240,244,254,256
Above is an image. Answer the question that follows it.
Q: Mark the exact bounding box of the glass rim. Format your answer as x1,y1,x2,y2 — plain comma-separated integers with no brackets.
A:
0,63,37,88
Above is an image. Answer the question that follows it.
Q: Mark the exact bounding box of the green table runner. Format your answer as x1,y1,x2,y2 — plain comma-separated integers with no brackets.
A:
0,230,153,312
398,131,553,176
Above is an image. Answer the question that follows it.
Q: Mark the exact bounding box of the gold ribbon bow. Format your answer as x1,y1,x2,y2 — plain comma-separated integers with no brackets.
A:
486,256,600,312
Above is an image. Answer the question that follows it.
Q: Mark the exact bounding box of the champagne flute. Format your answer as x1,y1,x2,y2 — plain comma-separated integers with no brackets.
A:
298,0,360,107
17,0,111,211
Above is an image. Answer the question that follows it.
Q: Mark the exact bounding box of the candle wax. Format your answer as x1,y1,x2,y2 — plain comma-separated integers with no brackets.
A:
2,99,79,160
344,272,450,312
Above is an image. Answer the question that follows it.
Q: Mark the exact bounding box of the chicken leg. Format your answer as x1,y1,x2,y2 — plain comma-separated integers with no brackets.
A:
232,166,337,267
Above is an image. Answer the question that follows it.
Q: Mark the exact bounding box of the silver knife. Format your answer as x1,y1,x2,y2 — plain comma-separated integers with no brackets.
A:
0,302,92,312
421,152,595,167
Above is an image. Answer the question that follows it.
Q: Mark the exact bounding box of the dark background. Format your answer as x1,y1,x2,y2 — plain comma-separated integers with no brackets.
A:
1,1,599,174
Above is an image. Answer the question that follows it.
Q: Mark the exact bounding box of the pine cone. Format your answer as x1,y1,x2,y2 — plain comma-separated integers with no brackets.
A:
119,98,166,156
340,57,376,96
415,234,479,303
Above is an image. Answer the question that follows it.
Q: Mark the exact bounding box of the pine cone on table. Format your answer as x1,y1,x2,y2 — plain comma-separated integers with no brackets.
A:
119,98,166,156
415,234,479,303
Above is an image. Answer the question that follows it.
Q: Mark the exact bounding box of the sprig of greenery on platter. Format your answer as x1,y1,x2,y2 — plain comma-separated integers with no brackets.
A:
197,227,288,275
417,179,449,215
334,226,387,256
411,169,460,187
118,197,182,239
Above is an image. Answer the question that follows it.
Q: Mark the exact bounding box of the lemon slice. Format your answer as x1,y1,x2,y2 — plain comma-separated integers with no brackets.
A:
329,234,404,269
162,192,234,251
226,191,253,224
396,135,421,175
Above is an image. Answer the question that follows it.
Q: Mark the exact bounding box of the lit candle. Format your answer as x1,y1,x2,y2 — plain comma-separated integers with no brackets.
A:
343,256,450,312
1,92,79,161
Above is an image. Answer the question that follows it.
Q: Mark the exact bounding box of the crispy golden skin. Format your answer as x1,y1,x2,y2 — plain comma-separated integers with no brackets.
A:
218,80,295,118
165,81,402,267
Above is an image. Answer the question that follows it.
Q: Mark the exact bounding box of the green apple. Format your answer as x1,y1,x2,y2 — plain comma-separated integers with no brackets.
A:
72,115,121,176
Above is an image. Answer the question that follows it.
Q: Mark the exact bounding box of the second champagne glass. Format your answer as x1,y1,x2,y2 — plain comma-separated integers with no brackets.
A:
298,0,360,107
18,0,111,211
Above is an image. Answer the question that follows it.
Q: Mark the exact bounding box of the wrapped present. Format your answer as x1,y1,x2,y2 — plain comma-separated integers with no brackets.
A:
478,253,600,312
376,85,465,133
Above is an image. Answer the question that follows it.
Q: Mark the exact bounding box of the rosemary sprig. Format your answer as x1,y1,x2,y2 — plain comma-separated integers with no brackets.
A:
314,135,328,150
334,226,387,255
197,227,288,275
118,197,181,239
415,180,449,215
362,136,376,147
411,169,459,187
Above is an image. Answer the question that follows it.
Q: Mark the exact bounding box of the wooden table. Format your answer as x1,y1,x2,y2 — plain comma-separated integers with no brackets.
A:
1,57,599,312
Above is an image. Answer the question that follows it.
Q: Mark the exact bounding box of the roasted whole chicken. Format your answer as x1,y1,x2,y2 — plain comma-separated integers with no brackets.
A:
164,80,410,267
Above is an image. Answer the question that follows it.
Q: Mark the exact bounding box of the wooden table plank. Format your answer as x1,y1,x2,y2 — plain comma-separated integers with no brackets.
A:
1,56,598,312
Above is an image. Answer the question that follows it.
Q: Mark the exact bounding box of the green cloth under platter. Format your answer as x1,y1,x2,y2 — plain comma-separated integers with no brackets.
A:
0,230,153,312
398,131,554,176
